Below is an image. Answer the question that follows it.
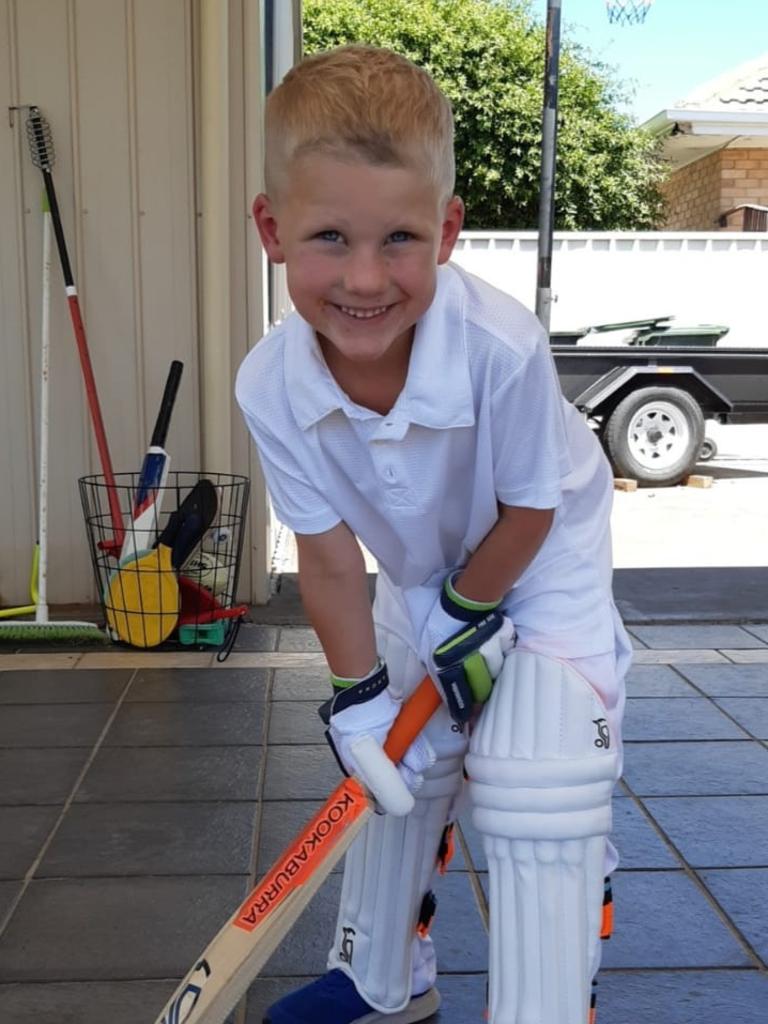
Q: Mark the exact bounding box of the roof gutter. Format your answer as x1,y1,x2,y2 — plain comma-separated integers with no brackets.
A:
644,108,768,138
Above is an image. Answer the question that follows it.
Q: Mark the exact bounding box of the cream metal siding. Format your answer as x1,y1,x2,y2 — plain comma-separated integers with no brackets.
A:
0,0,271,607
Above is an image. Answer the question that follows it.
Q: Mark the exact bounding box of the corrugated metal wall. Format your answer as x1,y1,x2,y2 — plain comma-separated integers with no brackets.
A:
0,0,271,606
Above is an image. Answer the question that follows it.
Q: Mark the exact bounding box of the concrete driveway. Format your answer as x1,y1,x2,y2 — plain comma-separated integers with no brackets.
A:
613,424,768,569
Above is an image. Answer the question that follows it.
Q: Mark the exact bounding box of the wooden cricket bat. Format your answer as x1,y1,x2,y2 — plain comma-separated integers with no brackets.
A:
152,675,441,1024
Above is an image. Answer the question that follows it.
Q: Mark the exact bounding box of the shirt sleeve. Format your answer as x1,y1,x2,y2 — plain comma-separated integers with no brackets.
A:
491,330,572,509
239,406,341,535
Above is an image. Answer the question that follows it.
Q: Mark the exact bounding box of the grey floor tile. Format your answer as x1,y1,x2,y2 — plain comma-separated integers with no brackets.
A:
278,628,322,653
128,667,269,702
105,701,264,746
457,813,486,872
622,741,768,796
0,748,89,805
714,698,768,739
0,875,247,981
0,669,131,704
256,800,326,874
0,978,184,1024
0,980,180,1024
233,624,278,652
630,625,767,650
623,698,747,741
701,868,768,962
245,972,486,1024
602,871,751,968
272,667,328,701
644,796,768,868
76,746,263,802
611,799,680,869
0,703,114,748
430,871,488,971
264,745,340,800
269,702,325,744
625,665,698,697
0,807,59,879
597,969,768,1024
38,802,258,877
744,624,768,644
675,664,768,697
0,881,21,920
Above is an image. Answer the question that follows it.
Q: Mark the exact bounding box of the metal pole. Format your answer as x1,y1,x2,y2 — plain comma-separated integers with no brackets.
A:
535,0,562,332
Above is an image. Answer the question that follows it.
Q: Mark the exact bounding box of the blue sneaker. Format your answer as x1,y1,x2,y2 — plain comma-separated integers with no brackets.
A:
263,968,440,1023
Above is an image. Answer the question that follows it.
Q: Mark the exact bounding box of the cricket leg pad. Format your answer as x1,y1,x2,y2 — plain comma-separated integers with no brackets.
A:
327,702,467,1013
466,650,620,1024
262,968,440,1024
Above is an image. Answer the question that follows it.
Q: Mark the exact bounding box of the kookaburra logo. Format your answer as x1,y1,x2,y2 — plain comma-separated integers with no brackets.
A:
339,927,356,964
593,718,610,749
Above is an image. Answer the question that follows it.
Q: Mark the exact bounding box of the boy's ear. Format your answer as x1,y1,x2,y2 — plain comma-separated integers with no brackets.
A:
252,194,285,263
437,196,465,265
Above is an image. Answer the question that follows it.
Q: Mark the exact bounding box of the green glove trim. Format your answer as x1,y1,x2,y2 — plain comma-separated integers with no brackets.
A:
330,660,381,691
443,572,501,619
463,651,494,703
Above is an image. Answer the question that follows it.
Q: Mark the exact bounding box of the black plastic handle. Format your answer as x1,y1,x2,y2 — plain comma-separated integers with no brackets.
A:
150,360,184,447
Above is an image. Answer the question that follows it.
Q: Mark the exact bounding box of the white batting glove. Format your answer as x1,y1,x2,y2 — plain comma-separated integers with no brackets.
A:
319,661,436,817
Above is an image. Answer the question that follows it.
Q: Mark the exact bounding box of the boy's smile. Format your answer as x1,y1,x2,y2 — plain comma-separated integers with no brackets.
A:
253,154,464,379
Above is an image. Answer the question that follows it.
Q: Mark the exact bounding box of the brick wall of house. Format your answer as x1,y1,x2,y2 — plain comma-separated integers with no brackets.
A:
663,147,768,229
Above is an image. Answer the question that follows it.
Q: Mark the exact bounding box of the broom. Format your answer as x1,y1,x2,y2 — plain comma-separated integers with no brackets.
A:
0,194,105,642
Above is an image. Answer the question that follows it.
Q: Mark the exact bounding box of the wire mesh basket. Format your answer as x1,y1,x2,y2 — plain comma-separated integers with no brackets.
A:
79,471,250,658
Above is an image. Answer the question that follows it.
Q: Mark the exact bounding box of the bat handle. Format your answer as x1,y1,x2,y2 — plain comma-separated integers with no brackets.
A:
383,675,441,764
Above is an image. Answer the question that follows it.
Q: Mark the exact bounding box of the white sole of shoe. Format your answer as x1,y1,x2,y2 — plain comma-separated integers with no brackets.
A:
354,987,441,1023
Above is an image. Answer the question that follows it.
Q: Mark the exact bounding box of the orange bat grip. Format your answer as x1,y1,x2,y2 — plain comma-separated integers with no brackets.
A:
383,675,442,764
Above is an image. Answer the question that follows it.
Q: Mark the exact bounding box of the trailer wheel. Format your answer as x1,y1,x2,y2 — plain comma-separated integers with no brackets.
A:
699,437,718,462
604,387,704,487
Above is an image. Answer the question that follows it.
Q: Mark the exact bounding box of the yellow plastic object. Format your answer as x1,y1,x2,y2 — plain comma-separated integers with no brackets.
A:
104,544,179,647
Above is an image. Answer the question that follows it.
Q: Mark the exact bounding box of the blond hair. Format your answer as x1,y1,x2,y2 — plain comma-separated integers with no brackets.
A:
264,45,455,201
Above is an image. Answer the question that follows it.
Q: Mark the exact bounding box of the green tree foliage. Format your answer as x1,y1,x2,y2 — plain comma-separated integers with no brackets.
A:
302,0,666,229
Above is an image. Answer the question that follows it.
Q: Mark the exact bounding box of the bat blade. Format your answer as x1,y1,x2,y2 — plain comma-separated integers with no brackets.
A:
151,676,441,1024
121,360,183,563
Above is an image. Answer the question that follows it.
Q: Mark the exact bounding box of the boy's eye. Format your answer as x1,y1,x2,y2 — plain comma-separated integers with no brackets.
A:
388,230,412,243
317,229,343,243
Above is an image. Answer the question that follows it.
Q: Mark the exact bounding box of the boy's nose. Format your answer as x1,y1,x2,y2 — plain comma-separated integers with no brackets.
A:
343,251,388,296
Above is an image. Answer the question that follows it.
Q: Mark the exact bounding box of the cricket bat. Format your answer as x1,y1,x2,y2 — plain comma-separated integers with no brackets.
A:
120,360,184,563
152,675,441,1024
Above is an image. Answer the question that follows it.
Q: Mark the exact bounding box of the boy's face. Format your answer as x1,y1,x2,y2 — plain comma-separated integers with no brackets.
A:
253,153,464,367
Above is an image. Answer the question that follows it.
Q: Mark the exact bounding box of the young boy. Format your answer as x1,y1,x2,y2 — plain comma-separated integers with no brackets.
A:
236,45,632,1024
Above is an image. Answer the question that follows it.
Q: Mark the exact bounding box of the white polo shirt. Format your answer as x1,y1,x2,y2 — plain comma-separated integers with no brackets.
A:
236,263,619,658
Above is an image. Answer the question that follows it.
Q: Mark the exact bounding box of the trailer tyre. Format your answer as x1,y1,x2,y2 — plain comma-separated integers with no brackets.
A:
604,387,705,487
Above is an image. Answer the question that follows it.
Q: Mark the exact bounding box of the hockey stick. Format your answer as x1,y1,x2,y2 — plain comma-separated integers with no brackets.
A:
23,106,125,548
152,675,441,1024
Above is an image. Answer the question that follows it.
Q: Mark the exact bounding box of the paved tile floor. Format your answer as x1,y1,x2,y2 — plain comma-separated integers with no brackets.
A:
0,622,767,1022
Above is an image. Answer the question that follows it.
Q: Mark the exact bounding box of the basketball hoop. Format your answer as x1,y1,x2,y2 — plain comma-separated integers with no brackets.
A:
606,0,653,25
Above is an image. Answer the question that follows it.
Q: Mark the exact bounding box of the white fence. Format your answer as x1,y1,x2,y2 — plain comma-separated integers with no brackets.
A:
452,232,768,348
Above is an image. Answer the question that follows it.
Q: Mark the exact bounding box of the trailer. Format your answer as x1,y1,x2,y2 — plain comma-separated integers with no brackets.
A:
551,318,768,487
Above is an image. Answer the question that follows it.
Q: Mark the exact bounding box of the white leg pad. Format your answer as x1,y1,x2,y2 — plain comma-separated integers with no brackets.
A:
327,722,464,1012
328,631,467,1014
466,651,620,1024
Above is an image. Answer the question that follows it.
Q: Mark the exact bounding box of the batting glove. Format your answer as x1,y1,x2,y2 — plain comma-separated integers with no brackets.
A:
319,661,436,817
421,571,516,724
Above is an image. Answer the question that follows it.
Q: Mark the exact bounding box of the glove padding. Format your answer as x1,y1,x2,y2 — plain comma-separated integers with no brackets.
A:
319,662,435,817
421,573,516,724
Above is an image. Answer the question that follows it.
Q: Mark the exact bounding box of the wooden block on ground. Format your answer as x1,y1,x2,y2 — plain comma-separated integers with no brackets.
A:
614,478,638,492
684,475,713,488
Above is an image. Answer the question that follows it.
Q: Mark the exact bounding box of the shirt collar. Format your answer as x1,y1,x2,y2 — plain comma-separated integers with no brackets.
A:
284,263,475,432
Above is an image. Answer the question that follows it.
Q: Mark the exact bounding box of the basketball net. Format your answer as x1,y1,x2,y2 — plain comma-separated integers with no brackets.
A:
606,0,653,25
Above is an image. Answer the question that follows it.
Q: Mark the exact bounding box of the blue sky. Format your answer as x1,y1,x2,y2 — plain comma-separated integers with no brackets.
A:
560,0,768,124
